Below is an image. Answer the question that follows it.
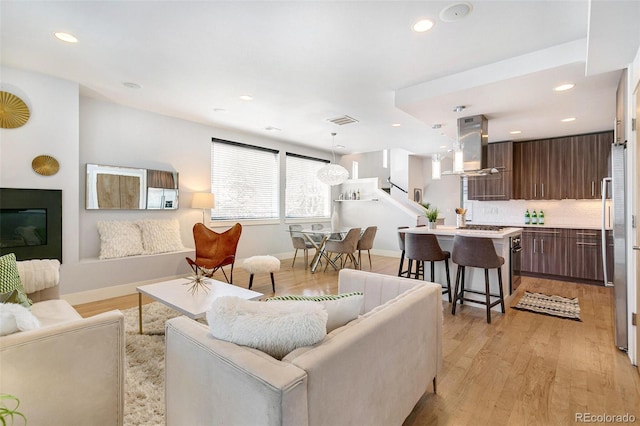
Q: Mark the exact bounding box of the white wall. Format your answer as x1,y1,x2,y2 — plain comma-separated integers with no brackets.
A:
2,67,337,297
0,66,80,266
422,156,461,226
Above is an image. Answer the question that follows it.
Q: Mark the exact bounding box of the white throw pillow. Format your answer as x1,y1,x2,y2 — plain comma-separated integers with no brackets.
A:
97,220,144,259
0,303,41,336
266,292,364,332
207,296,328,360
138,219,184,254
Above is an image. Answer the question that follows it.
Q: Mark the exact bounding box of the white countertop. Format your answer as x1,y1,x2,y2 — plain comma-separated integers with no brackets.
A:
472,223,610,230
403,226,523,239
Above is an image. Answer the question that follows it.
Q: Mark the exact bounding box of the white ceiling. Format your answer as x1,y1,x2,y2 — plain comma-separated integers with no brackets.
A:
1,1,639,157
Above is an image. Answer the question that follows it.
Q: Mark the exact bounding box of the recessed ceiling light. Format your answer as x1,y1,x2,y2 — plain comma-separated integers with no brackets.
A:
122,82,142,89
561,117,576,122
554,83,575,92
53,32,78,43
213,108,227,113
391,123,401,127
439,3,473,22
413,19,435,33
510,130,522,135
439,145,447,149
335,144,346,149
265,126,281,132
453,105,466,112
239,95,253,101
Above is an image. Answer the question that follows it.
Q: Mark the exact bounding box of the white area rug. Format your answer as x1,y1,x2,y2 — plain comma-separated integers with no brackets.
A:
123,302,179,425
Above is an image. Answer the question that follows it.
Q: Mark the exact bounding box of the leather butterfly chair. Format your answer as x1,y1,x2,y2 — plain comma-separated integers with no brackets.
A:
186,223,242,283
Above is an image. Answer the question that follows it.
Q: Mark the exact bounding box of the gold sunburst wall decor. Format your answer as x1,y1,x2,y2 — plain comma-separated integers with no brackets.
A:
32,155,60,176
0,91,31,129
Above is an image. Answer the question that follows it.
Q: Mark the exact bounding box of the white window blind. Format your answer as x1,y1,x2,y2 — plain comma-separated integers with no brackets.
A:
211,139,279,220
285,153,331,218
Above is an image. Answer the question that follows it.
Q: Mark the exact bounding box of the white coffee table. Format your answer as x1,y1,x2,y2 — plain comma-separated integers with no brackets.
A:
136,277,263,334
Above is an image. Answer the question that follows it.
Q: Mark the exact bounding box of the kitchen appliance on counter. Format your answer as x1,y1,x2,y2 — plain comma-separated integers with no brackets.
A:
602,142,627,351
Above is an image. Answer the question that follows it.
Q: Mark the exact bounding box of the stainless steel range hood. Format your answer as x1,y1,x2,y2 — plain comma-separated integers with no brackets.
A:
442,114,497,176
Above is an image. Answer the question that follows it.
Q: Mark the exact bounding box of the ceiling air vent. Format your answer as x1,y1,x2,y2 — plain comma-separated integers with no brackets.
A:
327,115,359,126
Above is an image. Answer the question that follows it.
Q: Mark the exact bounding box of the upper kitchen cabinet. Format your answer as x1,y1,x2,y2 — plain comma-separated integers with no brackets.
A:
513,132,611,200
467,141,513,201
616,69,627,145
567,131,612,199
513,138,566,200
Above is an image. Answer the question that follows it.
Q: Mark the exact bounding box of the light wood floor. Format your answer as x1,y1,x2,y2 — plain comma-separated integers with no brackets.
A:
74,254,640,425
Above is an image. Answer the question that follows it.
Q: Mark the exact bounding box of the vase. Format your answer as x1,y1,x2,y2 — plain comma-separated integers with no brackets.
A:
331,205,340,231
427,221,436,230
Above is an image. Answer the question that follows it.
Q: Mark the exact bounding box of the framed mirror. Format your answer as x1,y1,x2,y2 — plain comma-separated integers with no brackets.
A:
85,164,179,210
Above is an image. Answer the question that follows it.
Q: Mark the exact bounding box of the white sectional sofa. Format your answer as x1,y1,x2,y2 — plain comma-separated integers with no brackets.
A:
0,260,125,426
165,269,443,426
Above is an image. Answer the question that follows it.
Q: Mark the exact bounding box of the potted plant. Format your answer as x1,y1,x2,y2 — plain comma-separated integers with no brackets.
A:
426,207,439,229
0,394,26,425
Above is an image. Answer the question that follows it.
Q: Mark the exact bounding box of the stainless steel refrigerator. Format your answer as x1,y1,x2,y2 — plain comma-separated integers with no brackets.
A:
602,142,627,351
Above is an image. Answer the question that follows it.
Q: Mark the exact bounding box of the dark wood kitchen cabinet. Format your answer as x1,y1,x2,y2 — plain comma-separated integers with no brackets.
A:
467,141,513,200
566,228,612,283
521,228,566,276
567,132,612,199
513,132,611,200
513,139,566,200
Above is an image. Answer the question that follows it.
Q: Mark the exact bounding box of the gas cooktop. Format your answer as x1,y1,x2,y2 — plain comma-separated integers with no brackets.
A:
458,224,507,232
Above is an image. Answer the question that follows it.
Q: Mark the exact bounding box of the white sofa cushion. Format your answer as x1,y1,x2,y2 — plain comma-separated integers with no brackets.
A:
97,220,144,259
30,299,83,328
138,219,184,254
0,302,41,336
207,296,327,360
266,292,364,332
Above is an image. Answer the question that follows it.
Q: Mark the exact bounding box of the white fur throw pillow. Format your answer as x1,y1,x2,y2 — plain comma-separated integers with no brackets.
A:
137,219,184,254
0,303,41,336
97,220,144,259
266,292,364,332
207,296,328,360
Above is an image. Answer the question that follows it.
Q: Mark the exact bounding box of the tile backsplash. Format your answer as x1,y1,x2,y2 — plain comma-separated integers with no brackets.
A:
467,199,611,228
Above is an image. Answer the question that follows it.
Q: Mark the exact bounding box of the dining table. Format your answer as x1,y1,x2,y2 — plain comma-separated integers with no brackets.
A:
296,228,349,273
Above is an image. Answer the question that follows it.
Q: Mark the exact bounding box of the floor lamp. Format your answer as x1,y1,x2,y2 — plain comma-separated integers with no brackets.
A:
192,192,215,224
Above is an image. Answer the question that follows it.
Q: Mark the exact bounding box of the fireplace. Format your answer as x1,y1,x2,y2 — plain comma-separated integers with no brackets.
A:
0,188,63,262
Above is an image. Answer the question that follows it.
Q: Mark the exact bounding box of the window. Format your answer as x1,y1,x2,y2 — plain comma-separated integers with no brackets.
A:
211,138,279,220
285,153,331,219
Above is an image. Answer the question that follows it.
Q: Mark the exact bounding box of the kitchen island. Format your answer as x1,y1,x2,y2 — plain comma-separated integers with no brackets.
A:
403,225,523,311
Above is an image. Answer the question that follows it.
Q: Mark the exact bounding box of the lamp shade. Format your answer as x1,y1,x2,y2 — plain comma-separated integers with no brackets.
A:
317,163,349,186
192,192,215,209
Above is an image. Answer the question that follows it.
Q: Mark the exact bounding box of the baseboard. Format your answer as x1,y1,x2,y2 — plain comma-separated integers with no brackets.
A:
62,274,191,305
63,251,298,305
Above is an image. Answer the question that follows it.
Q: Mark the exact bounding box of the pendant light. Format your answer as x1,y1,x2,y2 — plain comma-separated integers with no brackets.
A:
431,154,442,180
453,141,464,173
317,132,349,185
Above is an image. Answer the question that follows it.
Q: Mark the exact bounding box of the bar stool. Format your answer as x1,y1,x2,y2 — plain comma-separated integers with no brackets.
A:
451,235,505,323
397,226,409,277
404,233,452,302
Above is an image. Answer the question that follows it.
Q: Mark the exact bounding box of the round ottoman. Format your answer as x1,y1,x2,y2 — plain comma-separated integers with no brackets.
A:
242,255,280,292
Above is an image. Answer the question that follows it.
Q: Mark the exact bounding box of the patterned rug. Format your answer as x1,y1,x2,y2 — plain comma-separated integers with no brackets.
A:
512,291,581,321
